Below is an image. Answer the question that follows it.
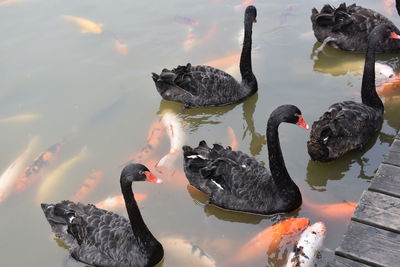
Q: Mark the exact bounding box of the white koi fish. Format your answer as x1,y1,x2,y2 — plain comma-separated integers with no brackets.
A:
286,222,326,267
156,111,184,168
63,15,103,34
375,62,395,79
0,114,40,123
160,237,216,267
0,137,38,203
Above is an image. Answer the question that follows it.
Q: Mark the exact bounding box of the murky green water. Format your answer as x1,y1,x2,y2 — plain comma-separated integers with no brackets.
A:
1,0,399,266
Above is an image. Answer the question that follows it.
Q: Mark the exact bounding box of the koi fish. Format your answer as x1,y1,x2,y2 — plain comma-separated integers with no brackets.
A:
36,147,88,203
15,139,64,192
156,110,184,168
240,0,255,8
376,62,395,79
286,222,326,267
231,218,310,264
63,15,103,34
173,16,200,26
95,193,147,210
160,237,217,267
0,138,38,203
228,127,238,150
377,76,400,97
203,52,241,75
183,28,197,51
71,170,103,202
0,114,40,123
0,0,23,7
114,39,128,55
304,200,356,221
383,0,395,17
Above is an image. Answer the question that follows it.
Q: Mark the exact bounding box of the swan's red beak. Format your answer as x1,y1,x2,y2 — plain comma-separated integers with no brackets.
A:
144,171,163,184
296,115,309,130
390,32,400,39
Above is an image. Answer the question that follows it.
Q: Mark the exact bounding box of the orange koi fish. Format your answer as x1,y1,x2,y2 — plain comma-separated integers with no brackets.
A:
230,218,310,265
304,200,356,220
15,139,64,192
114,39,128,55
183,24,218,52
128,121,165,164
63,15,103,34
71,170,103,202
156,110,184,168
0,0,23,7
95,193,147,210
240,0,255,8
383,0,395,17
0,114,40,123
0,138,38,203
377,75,400,97
228,127,238,150
203,53,241,74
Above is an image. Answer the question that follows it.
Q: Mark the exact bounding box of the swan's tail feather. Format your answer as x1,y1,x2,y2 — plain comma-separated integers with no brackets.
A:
151,73,159,82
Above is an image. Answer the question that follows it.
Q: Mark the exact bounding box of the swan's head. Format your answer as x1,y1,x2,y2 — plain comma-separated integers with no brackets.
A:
269,105,309,130
245,5,257,23
121,163,163,184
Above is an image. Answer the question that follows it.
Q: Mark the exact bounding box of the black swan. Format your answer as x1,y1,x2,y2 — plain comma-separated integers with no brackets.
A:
41,163,164,267
311,2,400,53
307,24,400,162
151,5,257,108
182,105,309,215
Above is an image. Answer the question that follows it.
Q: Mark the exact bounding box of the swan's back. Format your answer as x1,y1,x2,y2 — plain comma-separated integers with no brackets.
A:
182,141,301,215
307,101,383,162
311,3,400,52
41,201,162,267
152,64,254,108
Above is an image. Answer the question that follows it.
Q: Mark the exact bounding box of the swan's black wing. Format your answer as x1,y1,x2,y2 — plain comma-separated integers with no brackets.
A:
183,141,286,215
41,201,149,267
311,3,400,52
152,64,247,108
307,101,383,162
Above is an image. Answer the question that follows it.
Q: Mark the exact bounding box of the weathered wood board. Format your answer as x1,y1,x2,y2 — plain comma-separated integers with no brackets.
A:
326,255,370,267
369,163,400,198
336,221,400,267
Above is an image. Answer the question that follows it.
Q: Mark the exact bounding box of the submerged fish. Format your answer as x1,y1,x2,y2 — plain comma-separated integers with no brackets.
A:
63,15,103,34
0,0,23,7
15,139,64,192
231,218,310,265
383,0,396,17
95,193,147,210
228,127,238,150
0,138,38,203
71,170,103,202
304,200,356,221
174,16,200,26
286,222,326,267
0,114,40,123
156,110,184,168
36,147,88,203
377,76,400,97
114,39,128,55
203,52,241,75
161,237,216,267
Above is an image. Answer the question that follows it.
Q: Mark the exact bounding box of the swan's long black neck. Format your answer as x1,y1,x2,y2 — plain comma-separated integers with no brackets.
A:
121,180,155,244
240,14,257,94
361,31,384,111
266,120,292,186
396,0,400,17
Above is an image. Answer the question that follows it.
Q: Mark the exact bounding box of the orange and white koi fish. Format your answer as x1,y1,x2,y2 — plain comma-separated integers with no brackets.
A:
95,193,147,210
231,218,310,265
36,147,88,203
128,121,165,164
304,200,356,221
15,139,64,192
228,127,238,150
0,138,38,203
0,0,23,7
71,170,103,202
0,114,40,123
63,15,103,34
203,52,241,75
161,237,217,267
183,24,218,52
286,222,326,267
377,75,400,97
156,110,184,168
114,39,128,55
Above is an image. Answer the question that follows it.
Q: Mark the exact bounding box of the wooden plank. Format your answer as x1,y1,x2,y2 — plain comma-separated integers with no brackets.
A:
326,255,370,267
383,150,400,167
396,132,400,140
388,140,400,153
369,163,400,198
336,221,400,267
352,191,400,233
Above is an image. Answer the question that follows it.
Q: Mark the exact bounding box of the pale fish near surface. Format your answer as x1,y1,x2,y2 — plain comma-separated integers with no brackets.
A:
36,147,88,203
0,137,38,203
0,114,40,123
159,237,216,267
286,222,326,267
63,15,103,34
156,110,184,168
